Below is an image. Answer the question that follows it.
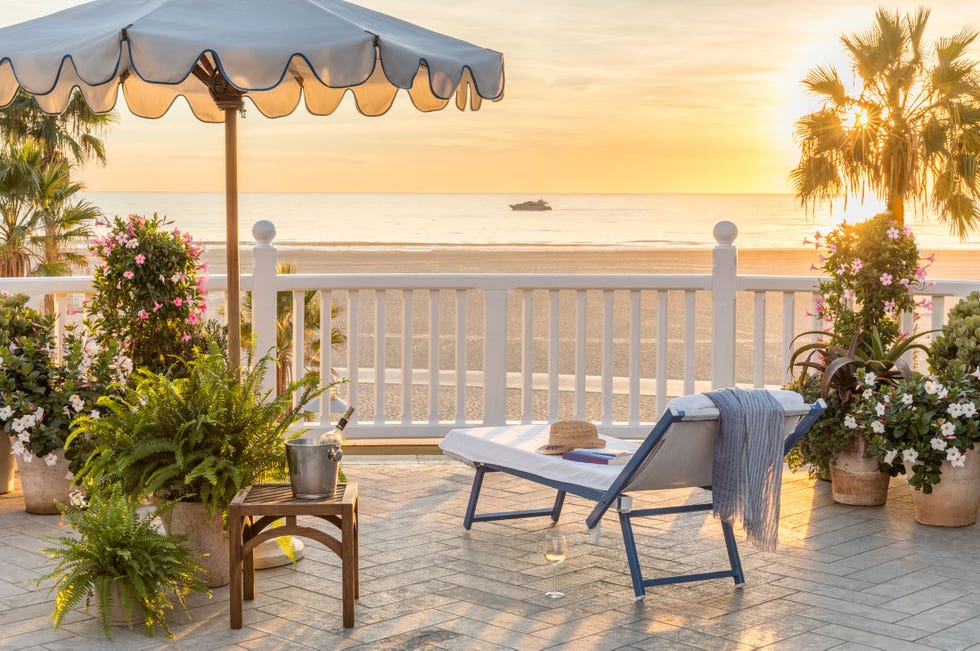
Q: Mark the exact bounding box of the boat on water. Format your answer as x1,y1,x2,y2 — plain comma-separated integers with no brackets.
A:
509,199,552,211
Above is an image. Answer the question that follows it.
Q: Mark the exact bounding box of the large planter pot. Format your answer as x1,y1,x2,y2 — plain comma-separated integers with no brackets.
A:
905,444,980,527
159,501,229,588
96,579,142,627
0,435,14,494
830,433,890,506
16,449,72,514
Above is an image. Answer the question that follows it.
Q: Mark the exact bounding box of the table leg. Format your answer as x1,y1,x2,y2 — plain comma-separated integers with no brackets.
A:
243,516,256,601
229,510,243,629
341,506,355,628
354,501,360,599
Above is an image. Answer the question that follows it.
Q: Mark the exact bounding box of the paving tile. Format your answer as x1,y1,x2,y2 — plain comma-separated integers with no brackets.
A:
0,459,975,649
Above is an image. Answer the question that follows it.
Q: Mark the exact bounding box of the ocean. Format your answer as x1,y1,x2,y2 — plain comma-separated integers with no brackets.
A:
82,192,980,251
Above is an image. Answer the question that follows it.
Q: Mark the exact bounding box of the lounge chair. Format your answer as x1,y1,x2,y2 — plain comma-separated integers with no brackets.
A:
439,390,825,599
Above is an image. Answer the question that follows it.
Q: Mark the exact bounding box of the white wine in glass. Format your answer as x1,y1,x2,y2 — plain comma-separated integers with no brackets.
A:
543,531,567,599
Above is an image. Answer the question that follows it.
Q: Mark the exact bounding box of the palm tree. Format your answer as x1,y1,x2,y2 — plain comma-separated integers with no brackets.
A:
30,162,99,277
0,142,43,277
791,8,980,238
0,90,115,167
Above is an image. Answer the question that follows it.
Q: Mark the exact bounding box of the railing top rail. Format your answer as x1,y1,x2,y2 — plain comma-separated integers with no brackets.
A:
273,273,713,291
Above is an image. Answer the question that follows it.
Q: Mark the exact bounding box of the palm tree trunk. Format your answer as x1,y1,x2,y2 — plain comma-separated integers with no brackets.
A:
888,194,905,226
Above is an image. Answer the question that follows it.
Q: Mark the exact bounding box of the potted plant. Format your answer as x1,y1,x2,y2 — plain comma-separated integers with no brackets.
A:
69,343,322,587
87,213,209,375
788,213,931,504
855,370,980,526
0,292,130,513
38,486,210,639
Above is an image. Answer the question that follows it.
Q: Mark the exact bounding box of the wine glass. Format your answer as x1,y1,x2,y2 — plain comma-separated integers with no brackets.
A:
543,530,567,599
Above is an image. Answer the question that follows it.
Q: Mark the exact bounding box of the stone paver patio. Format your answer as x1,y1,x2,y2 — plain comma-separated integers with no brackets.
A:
0,456,978,650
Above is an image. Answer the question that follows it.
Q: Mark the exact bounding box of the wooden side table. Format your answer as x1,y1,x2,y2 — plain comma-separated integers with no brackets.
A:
228,482,359,628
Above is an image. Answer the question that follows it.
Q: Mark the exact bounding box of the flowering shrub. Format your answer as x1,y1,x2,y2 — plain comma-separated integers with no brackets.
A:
808,212,930,347
88,214,208,374
0,293,130,471
853,369,980,492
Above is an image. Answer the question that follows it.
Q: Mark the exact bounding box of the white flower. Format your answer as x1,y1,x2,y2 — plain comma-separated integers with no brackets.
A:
946,447,966,468
875,403,886,417
126,238,139,249
901,393,913,406
22,414,35,429
69,394,84,412
34,407,43,421
864,372,877,386
68,490,87,508
902,448,919,464
940,421,956,437
89,409,100,419
10,440,24,457
42,453,58,467
843,415,858,429
962,402,977,418
924,380,940,395
19,450,34,463
65,471,74,481
862,388,873,400
10,418,25,434
871,420,886,434
884,449,899,464
947,403,963,418
937,385,949,400
930,437,948,451
0,406,11,420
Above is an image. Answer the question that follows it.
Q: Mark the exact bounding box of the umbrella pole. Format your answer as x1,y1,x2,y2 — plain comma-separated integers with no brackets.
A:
224,107,241,372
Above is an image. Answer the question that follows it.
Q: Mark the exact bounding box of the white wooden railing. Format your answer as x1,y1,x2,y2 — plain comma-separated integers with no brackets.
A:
3,220,977,439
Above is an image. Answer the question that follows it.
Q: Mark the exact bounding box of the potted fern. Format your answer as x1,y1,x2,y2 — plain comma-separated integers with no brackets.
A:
38,486,210,639
68,343,322,587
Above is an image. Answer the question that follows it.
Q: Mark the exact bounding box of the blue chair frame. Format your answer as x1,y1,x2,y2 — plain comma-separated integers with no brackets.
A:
461,401,825,599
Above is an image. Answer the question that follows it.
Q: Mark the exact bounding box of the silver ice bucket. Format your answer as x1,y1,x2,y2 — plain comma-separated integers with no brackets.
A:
285,439,343,499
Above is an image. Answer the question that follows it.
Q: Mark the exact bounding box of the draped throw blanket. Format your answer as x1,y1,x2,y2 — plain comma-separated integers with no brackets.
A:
706,388,785,551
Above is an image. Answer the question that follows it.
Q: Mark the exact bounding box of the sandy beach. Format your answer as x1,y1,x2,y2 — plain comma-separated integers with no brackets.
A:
204,245,978,279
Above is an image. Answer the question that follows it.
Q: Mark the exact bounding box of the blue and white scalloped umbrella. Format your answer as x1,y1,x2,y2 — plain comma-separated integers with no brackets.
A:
0,0,505,368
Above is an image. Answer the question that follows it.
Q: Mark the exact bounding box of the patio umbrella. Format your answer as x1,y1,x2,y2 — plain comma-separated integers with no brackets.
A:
0,0,504,370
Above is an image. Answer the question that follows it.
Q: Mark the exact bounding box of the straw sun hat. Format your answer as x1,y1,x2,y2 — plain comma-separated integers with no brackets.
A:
536,420,605,455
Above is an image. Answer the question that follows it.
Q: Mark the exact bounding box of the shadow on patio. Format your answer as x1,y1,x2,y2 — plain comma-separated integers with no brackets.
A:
0,457,977,650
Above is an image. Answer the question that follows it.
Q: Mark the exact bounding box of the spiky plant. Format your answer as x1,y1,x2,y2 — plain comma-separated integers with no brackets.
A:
68,342,323,517
38,486,209,639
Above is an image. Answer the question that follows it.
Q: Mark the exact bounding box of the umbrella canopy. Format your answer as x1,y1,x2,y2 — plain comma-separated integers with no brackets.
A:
0,0,504,369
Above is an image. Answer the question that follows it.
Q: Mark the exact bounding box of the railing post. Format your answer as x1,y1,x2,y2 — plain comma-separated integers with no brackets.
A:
251,220,278,396
711,221,738,389
484,288,508,424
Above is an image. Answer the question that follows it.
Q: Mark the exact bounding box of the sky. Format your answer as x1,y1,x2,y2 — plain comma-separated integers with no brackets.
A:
3,0,980,194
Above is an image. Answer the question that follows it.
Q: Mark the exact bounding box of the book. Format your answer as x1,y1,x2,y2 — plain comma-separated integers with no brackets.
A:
561,449,633,465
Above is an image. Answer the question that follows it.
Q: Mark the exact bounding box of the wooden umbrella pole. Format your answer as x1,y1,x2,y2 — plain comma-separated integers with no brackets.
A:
224,106,241,372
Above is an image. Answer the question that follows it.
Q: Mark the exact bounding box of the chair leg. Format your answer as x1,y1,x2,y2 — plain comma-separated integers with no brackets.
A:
463,466,487,530
720,520,745,586
617,510,646,600
550,490,566,522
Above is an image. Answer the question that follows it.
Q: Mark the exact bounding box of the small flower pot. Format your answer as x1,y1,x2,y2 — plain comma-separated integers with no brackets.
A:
830,433,890,506
158,501,229,587
16,448,72,514
905,443,980,527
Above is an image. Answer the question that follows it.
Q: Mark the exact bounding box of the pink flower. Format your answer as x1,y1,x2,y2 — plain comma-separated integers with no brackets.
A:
883,299,897,312
842,288,855,301
828,244,837,254
173,298,183,307
138,310,149,320
886,227,899,240
880,273,893,286
916,266,927,280
159,274,166,283
181,333,192,342
918,299,933,312
851,259,864,272
123,270,134,280
926,253,936,263
188,312,200,325
153,301,163,312
134,254,145,265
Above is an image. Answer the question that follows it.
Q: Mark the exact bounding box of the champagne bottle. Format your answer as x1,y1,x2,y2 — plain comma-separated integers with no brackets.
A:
318,406,354,445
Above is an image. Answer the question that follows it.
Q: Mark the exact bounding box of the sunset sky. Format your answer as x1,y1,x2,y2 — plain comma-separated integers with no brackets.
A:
3,1,980,194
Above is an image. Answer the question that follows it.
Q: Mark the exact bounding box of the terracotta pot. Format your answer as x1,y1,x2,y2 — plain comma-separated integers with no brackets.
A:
0,436,14,494
96,579,142,626
830,433,890,506
16,448,72,514
159,501,229,588
905,444,980,527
